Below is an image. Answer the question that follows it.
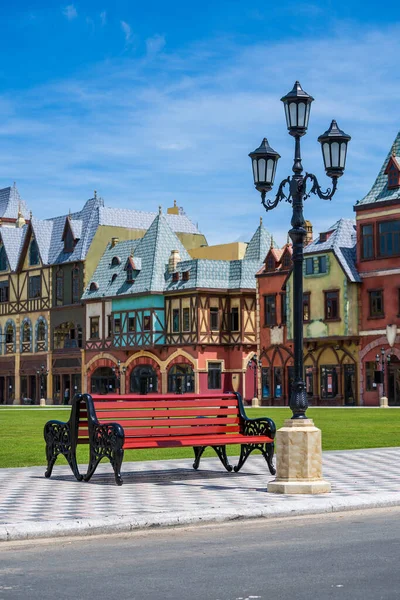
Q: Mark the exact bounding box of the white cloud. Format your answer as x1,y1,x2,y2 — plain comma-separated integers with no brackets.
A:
3,24,400,244
120,21,131,43
100,10,106,26
62,4,77,20
146,34,166,57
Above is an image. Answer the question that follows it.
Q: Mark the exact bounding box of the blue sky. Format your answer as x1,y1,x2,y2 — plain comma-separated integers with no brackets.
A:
0,1,399,244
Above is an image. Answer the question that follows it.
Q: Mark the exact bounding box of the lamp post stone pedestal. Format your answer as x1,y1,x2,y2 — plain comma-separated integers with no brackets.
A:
267,419,331,494
250,81,350,495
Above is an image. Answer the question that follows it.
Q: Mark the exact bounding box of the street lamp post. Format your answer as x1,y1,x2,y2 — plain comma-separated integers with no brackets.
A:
247,354,262,405
112,360,127,395
250,81,350,494
376,348,391,405
37,364,49,405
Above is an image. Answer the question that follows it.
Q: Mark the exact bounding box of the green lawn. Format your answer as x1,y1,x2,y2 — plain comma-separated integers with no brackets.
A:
1,406,400,469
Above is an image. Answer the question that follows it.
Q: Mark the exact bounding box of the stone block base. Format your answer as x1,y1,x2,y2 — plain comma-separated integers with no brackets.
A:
268,418,331,495
268,479,331,494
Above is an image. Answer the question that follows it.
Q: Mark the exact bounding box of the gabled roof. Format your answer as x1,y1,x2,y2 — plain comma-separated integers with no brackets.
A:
243,220,274,260
0,184,30,220
0,225,27,271
98,206,201,235
355,132,400,207
83,212,192,299
304,218,360,283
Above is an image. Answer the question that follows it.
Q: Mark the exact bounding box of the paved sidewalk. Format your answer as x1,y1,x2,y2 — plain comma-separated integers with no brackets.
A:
1,447,400,542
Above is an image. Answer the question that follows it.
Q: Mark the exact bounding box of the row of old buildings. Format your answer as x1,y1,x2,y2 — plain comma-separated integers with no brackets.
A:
1,132,400,406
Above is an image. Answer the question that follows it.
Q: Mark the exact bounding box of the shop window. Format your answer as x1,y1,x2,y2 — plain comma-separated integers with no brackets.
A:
320,365,338,398
264,295,276,326
182,308,190,332
361,224,374,259
208,362,221,389
130,365,158,394
230,307,239,332
273,367,283,399
324,290,339,320
365,361,376,392
29,275,41,299
305,366,313,398
90,316,100,339
261,367,270,398
378,220,400,257
303,293,311,322
168,364,194,394
369,289,384,318
172,309,180,332
210,307,219,331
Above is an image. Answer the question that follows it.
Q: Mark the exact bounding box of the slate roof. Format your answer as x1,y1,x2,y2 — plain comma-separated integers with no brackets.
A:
0,225,28,271
84,216,266,299
0,184,30,220
304,218,360,283
98,206,200,234
83,213,192,299
355,131,400,206
243,221,274,260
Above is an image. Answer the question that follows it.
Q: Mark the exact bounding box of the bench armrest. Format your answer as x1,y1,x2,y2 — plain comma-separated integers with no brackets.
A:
241,416,276,439
90,421,125,450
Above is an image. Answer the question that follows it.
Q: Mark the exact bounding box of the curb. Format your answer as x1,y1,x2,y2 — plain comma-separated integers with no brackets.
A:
2,492,400,543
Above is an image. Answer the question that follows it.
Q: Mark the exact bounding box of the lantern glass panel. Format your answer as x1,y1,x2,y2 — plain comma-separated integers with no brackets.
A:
340,143,347,168
323,143,331,168
289,103,297,127
284,104,290,128
298,102,306,127
305,103,311,127
266,159,274,182
259,158,266,181
331,142,340,168
252,159,258,182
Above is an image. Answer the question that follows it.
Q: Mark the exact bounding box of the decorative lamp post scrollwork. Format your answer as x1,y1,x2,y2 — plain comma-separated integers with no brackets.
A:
249,81,351,420
37,364,49,404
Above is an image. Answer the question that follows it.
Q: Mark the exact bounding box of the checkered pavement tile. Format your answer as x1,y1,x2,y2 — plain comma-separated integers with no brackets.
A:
1,448,399,526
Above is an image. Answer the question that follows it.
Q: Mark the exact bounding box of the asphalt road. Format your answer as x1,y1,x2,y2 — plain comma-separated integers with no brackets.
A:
1,507,400,600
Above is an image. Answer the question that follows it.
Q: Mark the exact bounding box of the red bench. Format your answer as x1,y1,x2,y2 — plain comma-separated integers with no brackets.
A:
44,392,276,485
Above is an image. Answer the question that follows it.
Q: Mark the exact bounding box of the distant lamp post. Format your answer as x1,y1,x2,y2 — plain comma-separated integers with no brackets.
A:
249,81,350,494
37,364,49,406
376,348,391,406
247,354,262,405
112,360,127,395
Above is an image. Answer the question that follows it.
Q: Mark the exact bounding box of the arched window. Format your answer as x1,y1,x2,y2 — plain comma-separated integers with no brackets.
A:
5,321,15,354
71,265,80,304
111,256,121,266
130,365,158,394
168,364,194,394
0,244,7,271
91,367,117,395
89,281,99,292
36,318,47,352
56,269,63,306
21,319,32,353
111,273,118,283
29,239,40,266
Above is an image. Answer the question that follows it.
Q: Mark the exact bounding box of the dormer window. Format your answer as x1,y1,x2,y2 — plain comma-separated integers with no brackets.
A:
182,271,190,281
282,253,291,269
0,244,7,271
266,255,275,271
126,266,134,283
111,273,118,283
64,228,74,253
111,256,121,266
89,281,99,292
172,272,180,282
385,157,400,190
29,239,40,266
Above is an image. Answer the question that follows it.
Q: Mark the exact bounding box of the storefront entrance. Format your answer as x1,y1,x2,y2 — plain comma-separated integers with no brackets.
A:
130,365,158,394
168,364,194,393
388,358,400,406
343,364,356,406
91,367,117,395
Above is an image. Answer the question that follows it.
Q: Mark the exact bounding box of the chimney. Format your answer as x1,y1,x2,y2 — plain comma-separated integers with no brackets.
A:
304,220,313,245
111,237,119,248
168,249,181,273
